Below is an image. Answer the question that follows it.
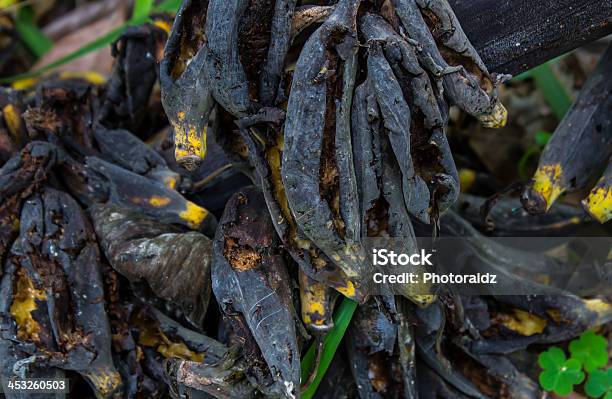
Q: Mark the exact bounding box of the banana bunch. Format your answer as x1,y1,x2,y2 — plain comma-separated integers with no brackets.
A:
161,0,506,308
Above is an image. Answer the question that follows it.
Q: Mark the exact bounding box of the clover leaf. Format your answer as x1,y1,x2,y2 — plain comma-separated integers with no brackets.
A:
569,331,609,372
539,347,585,396
585,369,612,399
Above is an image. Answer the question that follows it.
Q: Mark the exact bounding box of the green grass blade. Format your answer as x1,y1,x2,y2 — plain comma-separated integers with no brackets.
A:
517,130,552,178
529,63,572,120
511,56,572,120
15,7,53,58
132,0,154,21
511,70,532,81
1,0,182,84
514,59,571,176
534,130,552,147
0,24,127,84
154,0,183,12
301,298,358,399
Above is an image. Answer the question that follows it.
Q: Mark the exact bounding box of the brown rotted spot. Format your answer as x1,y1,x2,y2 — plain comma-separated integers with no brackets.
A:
420,9,446,41
378,0,400,30
412,144,444,182
365,195,390,237
170,1,209,79
237,0,275,101
216,108,250,159
23,107,62,136
420,9,493,93
367,352,403,394
224,237,261,271
0,150,52,261
60,329,92,352
439,46,493,93
446,343,510,398
368,352,390,393
408,110,428,148
318,49,345,238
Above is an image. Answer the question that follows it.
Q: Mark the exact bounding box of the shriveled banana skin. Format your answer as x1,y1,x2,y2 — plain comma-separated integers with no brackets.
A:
0,189,122,398
259,0,298,106
457,193,588,236
160,0,213,171
365,43,431,224
360,14,458,222
238,125,365,301
345,298,402,398
390,0,506,127
91,204,212,329
204,0,257,117
282,0,365,279
415,304,488,399
352,81,435,305
212,188,300,398
82,157,216,233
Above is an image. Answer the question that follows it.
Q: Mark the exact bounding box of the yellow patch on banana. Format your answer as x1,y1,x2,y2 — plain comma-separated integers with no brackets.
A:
497,309,546,336
2,104,23,138
583,185,611,224
334,280,357,299
179,201,209,229
85,366,122,398
11,77,38,90
138,323,204,362
163,175,178,190
532,164,564,210
153,19,172,34
479,101,508,129
299,271,333,329
148,195,172,207
459,168,476,193
58,71,107,85
173,120,207,171
10,269,46,342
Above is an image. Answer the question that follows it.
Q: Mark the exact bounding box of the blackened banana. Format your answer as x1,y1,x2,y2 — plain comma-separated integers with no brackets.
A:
212,188,300,398
390,0,507,128
522,44,612,214
282,0,365,279
0,189,122,398
161,0,214,171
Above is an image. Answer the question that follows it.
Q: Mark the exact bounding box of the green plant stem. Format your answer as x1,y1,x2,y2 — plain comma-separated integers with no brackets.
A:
133,0,154,20
0,24,127,84
154,0,183,12
512,56,572,120
15,7,53,58
513,59,570,176
1,0,183,84
300,298,358,399
530,63,573,120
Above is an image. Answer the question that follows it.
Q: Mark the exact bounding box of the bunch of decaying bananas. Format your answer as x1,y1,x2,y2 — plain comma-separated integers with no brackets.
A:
0,5,610,397
156,2,513,395
161,0,506,306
